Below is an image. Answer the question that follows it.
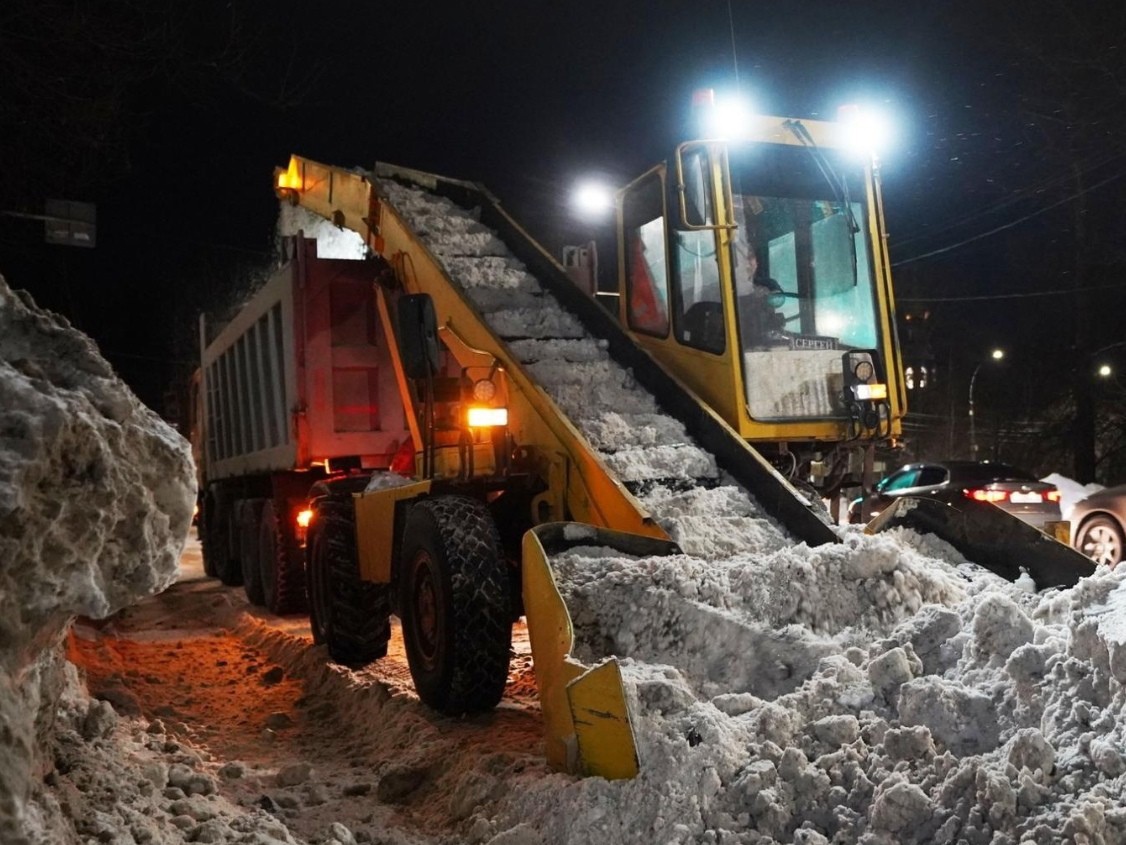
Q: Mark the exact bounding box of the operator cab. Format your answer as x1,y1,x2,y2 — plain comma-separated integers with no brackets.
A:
616,115,905,493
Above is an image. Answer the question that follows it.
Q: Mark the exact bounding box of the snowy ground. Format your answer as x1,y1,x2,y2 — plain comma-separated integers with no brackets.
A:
50,524,1126,845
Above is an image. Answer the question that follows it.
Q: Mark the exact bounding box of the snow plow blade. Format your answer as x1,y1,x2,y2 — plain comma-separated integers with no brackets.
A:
865,497,1096,589
522,523,682,780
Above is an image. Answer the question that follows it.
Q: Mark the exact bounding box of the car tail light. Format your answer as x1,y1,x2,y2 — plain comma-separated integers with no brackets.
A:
1045,490,1061,503
966,488,1009,504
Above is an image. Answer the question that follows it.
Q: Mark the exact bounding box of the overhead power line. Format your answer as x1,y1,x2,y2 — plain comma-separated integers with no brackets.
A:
892,159,1126,268
898,280,1126,303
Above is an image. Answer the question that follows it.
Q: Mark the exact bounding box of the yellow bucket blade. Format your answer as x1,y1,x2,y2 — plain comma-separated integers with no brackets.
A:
567,659,639,780
522,523,680,779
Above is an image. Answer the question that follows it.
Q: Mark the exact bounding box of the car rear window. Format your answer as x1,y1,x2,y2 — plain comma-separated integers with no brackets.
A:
948,463,1035,484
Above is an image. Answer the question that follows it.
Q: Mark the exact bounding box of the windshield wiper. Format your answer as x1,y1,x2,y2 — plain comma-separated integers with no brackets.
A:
783,119,861,286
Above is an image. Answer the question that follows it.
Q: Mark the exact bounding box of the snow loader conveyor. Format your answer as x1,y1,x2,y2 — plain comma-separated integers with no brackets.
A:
271,155,1093,781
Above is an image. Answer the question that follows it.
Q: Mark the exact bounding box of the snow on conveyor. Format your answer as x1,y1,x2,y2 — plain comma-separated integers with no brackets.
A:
378,178,789,562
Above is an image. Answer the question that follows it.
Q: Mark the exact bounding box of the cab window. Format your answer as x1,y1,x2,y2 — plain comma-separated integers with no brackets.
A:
622,175,670,337
673,147,724,353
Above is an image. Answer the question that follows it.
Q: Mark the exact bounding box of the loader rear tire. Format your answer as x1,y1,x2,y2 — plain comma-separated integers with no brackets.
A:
307,499,390,665
240,499,267,606
259,499,309,616
399,496,511,715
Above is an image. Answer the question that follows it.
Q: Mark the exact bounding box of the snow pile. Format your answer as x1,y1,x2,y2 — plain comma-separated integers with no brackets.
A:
0,276,196,844
481,569,1126,844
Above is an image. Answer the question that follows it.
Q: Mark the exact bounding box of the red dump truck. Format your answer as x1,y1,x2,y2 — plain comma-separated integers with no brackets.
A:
194,234,410,613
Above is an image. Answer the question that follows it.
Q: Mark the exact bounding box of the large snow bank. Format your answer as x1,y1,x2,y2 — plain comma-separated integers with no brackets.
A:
0,276,196,844
490,560,1126,844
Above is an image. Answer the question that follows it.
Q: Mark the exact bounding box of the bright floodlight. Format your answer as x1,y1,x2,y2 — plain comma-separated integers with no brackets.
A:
1098,363,1113,377
991,348,1004,360
837,104,893,159
702,93,754,140
573,181,613,219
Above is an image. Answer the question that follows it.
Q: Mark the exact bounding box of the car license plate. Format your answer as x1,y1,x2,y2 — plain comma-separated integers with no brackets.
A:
1010,492,1043,504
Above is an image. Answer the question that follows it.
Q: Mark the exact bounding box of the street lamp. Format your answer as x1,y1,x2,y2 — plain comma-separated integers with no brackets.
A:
969,348,1004,460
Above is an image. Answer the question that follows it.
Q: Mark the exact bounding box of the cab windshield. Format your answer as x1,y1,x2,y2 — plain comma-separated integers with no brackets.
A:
728,142,881,421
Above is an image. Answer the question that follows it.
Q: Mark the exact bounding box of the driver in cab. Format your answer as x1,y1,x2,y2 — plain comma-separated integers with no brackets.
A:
734,244,787,349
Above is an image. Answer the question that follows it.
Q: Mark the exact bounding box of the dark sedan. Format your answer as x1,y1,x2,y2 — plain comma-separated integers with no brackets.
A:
849,460,1062,530
1070,484,1126,568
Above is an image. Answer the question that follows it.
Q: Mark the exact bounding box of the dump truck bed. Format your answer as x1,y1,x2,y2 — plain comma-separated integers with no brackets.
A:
199,238,409,481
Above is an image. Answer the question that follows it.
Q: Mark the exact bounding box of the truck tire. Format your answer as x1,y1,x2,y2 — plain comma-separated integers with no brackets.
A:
200,496,219,579
202,489,242,586
307,499,391,665
240,499,267,606
399,495,512,715
219,507,245,587
259,499,308,616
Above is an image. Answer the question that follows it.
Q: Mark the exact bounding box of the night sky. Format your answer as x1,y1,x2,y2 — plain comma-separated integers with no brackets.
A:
2,0,1125,417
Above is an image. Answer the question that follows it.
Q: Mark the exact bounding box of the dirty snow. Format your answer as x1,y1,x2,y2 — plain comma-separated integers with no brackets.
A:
0,275,197,843
3,176,1126,845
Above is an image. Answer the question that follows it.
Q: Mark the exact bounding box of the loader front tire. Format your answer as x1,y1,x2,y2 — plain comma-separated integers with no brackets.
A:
399,496,511,715
259,499,308,616
307,499,390,665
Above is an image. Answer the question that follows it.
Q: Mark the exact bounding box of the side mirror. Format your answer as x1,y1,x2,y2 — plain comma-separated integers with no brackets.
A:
397,294,440,379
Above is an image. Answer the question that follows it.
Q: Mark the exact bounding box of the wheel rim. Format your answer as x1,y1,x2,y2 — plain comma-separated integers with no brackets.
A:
1081,523,1122,567
410,552,440,668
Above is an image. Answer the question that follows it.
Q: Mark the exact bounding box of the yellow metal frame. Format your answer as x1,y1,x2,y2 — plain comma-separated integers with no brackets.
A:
278,155,673,779
354,480,431,583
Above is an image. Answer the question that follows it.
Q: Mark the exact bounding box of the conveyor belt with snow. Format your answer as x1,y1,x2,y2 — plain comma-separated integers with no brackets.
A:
378,178,792,561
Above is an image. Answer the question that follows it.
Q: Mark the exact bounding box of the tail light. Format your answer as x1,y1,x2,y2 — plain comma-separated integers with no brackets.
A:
966,489,1009,504
1045,490,1061,503
295,507,314,545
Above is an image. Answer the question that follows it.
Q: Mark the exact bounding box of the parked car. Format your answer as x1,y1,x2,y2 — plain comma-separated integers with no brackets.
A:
848,460,1062,530
1069,484,1126,568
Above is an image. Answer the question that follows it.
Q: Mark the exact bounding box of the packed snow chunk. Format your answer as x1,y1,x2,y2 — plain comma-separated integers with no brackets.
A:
276,203,368,260
0,278,196,650
508,338,607,365
603,444,717,485
487,306,587,340
442,256,543,293
573,412,690,453
898,676,1001,754
0,277,195,845
967,592,1035,666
